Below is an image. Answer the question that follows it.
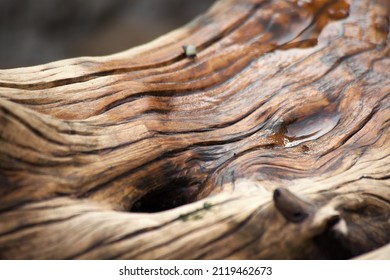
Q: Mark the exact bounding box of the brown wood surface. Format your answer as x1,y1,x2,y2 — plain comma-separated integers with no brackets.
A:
0,0,389,259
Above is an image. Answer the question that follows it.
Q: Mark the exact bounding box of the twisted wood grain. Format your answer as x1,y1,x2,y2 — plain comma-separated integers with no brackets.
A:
0,0,389,259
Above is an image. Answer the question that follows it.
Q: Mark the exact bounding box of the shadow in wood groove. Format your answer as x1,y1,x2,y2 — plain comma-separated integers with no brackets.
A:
0,0,389,260
131,178,200,213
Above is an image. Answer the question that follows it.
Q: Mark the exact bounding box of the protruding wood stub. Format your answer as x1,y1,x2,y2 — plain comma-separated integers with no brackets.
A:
0,0,389,260
273,188,313,223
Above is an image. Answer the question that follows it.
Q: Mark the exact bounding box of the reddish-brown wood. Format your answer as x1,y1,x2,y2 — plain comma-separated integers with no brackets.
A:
0,0,389,259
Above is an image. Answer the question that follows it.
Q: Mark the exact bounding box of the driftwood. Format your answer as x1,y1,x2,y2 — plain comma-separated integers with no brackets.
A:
0,0,389,259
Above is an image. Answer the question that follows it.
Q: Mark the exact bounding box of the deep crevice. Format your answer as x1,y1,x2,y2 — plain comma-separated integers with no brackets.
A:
131,178,200,213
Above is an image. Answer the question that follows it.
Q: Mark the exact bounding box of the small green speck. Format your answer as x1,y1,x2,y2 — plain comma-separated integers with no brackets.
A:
179,214,189,222
183,45,197,58
179,201,213,222
203,202,212,210
193,214,203,220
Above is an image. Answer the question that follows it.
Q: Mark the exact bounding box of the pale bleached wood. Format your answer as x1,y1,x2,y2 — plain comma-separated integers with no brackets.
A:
354,244,390,260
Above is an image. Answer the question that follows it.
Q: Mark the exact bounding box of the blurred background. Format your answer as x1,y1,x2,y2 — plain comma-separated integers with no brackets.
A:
0,0,215,69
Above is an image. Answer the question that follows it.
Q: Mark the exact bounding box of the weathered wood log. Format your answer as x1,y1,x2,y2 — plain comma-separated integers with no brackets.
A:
0,0,389,259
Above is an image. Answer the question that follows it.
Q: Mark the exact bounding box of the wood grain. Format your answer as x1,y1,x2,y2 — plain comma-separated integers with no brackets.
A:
0,0,389,259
